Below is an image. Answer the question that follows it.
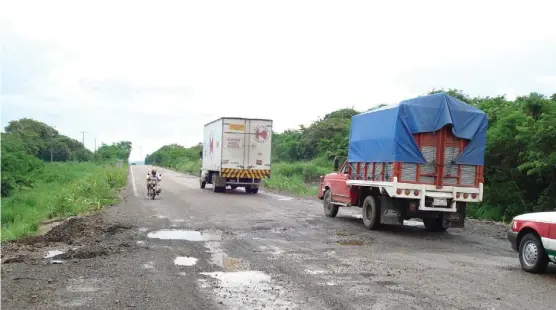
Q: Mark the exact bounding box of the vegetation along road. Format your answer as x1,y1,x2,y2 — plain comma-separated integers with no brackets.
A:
2,90,556,309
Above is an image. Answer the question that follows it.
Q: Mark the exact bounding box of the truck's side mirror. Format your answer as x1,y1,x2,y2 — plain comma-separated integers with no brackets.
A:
333,158,340,172
199,150,203,159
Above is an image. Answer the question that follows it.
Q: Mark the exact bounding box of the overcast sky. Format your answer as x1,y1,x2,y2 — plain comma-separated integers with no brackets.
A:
2,0,555,161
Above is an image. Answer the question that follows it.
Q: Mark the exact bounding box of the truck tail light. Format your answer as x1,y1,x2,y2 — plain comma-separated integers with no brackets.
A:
404,189,410,195
414,190,420,196
463,193,469,199
396,189,402,195
471,193,477,199
456,192,461,198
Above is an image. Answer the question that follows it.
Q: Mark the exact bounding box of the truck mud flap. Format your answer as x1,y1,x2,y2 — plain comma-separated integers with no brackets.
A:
443,202,466,228
379,196,403,225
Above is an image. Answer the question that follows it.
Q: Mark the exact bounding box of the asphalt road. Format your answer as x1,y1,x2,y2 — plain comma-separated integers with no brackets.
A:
2,165,556,310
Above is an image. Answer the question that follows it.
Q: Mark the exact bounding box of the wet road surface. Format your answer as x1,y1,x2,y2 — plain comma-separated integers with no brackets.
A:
2,165,556,310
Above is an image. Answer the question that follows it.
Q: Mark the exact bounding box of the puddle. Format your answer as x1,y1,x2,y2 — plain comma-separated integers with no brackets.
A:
45,250,65,258
143,262,155,269
51,260,64,264
205,242,248,271
199,271,297,309
210,253,244,271
138,227,149,232
179,272,187,276
174,256,198,266
136,241,146,246
147,229,221,241
337,240,364,246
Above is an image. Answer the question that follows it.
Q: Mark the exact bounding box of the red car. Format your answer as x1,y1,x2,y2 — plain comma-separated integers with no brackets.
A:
507,211,556,273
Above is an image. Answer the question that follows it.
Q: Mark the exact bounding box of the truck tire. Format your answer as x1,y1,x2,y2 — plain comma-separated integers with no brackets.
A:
362,196,380,230
200,180,206,189
250,187,259,194
423,217,447,232
230,185,238,190
518,233,549,274
323,189,339,218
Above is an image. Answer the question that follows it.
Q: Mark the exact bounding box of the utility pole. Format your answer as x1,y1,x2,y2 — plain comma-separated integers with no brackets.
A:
94,138,97,152
81,131,86,146
50,126,57,162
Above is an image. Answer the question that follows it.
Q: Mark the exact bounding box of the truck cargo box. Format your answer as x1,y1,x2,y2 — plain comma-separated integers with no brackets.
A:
201,117,272,193
347,92,488,188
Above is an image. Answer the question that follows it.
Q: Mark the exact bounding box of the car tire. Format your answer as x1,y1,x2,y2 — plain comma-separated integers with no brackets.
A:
323,189,339,218
362,196,380,230
518,233,549,274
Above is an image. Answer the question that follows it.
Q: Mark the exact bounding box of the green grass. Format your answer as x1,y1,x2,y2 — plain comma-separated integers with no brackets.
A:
1,162,127,241
262,159,330,196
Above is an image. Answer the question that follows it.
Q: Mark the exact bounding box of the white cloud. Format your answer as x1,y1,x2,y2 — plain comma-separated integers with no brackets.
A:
1,0,556,161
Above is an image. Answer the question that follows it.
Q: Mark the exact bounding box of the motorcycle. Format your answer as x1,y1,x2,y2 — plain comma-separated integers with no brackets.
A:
147,179,159,200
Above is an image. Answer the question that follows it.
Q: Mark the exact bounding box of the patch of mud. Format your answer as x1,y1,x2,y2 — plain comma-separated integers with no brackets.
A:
147,229,221,241
2,215,134,263
55,245,109,259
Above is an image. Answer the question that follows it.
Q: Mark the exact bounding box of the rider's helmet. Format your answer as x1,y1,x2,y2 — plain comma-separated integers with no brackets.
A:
151,168,157,175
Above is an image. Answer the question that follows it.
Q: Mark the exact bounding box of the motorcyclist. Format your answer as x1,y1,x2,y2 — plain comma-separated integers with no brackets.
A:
146,168,162,195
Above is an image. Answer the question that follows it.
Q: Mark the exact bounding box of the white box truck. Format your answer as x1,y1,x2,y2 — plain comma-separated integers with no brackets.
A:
200,117,273,194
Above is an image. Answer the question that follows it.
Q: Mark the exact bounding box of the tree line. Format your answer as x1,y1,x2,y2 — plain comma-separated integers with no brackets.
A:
1,118,132,197
145,90,556,220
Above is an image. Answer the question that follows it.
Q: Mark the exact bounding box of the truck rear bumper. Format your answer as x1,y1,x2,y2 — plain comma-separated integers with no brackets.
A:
346,178,483,212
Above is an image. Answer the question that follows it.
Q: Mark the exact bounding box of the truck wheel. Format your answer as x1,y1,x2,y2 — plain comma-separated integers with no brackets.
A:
200,180,206,189
230,185,238,190
518,233,549,274
423,217,447,232
250,187,259,194
362,196,380,230
323,190,339,218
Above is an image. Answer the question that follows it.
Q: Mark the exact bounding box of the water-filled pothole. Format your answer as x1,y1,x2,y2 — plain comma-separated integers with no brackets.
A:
147,230,221,241
174,256,198,266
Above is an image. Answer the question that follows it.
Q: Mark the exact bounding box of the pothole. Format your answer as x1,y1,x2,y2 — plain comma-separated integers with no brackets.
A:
174,256,198,266
147,230,221,241
337,240,364,246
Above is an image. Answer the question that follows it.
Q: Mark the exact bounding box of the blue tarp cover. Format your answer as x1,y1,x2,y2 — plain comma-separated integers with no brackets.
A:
347,92,488,165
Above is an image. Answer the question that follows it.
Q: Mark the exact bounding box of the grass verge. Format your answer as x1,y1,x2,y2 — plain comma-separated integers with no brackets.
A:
1,162,127,241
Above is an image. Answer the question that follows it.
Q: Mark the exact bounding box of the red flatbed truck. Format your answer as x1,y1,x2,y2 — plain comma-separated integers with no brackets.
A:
317,93,488,231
